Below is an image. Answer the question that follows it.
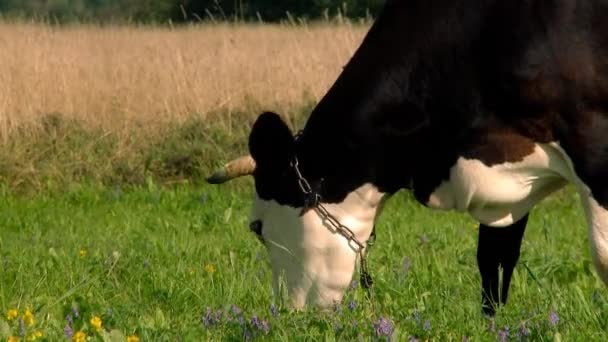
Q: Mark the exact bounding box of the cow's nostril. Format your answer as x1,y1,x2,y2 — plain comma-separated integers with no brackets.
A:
250,220,263,237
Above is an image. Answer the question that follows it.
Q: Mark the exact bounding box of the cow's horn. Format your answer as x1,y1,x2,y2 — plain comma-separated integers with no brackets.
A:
206,155,256,184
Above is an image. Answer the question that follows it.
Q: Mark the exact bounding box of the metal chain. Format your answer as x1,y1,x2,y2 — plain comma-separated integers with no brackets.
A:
290,147,374,291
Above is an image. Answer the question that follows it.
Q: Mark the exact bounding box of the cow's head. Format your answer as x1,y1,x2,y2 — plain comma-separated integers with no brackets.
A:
207,112,383,309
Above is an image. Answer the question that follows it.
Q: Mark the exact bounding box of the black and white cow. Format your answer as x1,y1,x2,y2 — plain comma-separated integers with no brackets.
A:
207,0,608,316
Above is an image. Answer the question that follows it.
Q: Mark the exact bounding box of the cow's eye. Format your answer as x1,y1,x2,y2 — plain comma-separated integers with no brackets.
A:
249,220,263,237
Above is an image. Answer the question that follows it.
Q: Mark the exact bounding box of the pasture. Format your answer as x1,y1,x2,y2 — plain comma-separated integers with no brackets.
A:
1,21,607,341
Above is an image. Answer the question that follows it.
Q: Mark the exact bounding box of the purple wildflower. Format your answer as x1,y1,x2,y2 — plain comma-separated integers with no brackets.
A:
549,311,560,327
333,302,342,314
251,314,261,330
423,320,431,332
231,304,242,316
215,309,223,323
334,321,343,332
373,316,394,340
497,327,509,342
518,323,531,339
66,314,73,326
349,300,357,312
270,304,278,317
260,320,270,334
202,307,214,327
350,280,358,290
143,259,149,268
64,324,74,338
19,319,25,337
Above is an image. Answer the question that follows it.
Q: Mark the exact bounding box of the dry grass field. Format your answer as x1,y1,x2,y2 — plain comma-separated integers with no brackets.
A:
0,20,370,140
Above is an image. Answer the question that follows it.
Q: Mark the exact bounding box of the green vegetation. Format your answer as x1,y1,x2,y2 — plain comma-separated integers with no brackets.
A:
0,0,384,23
0,143,607,340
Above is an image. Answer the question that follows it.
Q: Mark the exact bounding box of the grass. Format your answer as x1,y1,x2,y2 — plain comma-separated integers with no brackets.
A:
0,20,367,140
1,182,607,341
1,20,608,341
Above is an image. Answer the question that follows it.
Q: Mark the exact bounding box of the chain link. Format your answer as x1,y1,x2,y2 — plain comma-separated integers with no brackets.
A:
291,150,374,291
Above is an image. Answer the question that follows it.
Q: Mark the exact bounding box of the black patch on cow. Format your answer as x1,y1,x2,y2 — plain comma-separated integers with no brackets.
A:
245,0,608,211
249,112,305,208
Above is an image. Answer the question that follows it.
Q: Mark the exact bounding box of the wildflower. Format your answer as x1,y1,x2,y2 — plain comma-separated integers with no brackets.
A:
215,309,223,323
127,335,140,342
231,304,242,316
334,321,343,332
202,307,215,327
423,320,431,332
27,331,43,341
64,324,74,338
90,315,103,332
251,314,261,330
106,308,113,318
205,264,216,274
549,310,560,327
269,304,278,317
498,327,509,342
373,316,394,340
19,319,25,337
518,323,531,339
7,308,18,321
7,336,20,342
72,331,86,342
66,314,73,326
79,248,87,258
143,260,149,269
350,280,358,290
260,320,270,334
349,300,357,312
333,302,342,314
409,337,420,342
23,309,34,326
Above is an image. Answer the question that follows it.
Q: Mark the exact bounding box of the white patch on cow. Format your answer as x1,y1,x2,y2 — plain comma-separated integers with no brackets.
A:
251,183,385,309
427,143,575,227
579,192,608,284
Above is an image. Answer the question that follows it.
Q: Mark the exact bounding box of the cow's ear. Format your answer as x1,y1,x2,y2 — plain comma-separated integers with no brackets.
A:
249,112,295,168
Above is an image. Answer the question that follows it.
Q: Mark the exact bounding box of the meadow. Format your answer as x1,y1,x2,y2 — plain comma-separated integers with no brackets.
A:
1,20,608,341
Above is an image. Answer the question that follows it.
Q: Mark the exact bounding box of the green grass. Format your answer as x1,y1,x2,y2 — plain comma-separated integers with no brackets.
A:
0,180,607,341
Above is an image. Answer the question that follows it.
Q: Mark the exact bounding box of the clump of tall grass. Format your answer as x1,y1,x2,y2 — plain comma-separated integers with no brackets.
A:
0,19,369,191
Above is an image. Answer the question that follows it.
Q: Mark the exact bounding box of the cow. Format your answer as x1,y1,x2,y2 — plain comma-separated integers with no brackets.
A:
207,0,608,316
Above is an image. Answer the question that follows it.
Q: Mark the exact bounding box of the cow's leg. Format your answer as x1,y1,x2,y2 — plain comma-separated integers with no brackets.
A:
477,214,528,316
578,189,608,284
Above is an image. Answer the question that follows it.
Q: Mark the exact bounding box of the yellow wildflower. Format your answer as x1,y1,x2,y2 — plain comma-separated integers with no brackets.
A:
7,336,20,342
205,264,216,274
79,248,87,258
127,335,140,342
6,308,18,321
23,308,35,326
72,331,86,342
90,315,103,332
26,331,43,341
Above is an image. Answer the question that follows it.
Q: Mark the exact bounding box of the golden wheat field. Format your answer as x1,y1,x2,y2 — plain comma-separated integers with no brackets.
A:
0,20,370,141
